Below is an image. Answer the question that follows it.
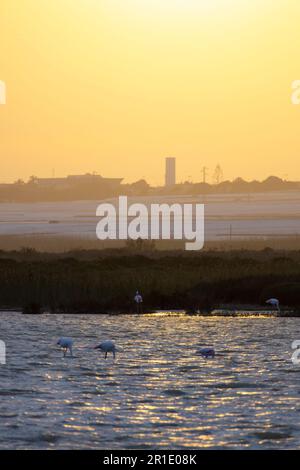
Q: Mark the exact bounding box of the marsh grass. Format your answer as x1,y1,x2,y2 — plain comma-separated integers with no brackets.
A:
0,234,299,252
0,246,299,313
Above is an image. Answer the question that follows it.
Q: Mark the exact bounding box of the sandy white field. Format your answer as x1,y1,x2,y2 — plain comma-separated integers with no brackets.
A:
0,191,299,241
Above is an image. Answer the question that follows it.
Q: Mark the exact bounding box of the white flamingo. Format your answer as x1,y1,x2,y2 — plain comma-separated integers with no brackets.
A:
196,347,215,359
266,298,280,312
134,290,143,313
57,337,73,357
94,340,117,359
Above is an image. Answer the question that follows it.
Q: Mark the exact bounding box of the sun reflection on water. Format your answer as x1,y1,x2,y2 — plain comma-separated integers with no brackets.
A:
0,313,299,449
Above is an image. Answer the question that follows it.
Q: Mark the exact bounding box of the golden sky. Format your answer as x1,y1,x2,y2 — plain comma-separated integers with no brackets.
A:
1,0,300,185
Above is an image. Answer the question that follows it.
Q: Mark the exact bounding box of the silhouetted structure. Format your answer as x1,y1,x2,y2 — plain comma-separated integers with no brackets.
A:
35,173,122,190
165,157,176,187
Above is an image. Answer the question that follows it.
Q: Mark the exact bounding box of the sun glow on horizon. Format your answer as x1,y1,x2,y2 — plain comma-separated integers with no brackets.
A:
1,0,300,184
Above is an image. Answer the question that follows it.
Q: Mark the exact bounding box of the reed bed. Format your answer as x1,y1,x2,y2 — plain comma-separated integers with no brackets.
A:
0,248,299,313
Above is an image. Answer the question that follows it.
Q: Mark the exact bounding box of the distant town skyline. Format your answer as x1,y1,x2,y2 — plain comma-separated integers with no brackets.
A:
0,167,296,186
0,155,295,186
0,156,294,187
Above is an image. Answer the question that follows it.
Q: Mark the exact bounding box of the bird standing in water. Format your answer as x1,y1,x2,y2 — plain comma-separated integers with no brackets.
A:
266,298,280,312
134,290,143,313
57,337,73,357
94,340,117,359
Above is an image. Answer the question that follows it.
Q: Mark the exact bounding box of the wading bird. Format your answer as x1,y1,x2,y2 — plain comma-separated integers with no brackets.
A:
134,290,143,313
57,337,73,357
94,340,117,359
266,298,280,312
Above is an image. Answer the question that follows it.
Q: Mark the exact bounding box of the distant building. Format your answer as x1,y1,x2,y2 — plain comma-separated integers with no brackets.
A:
35,173,123,189
35,177,68,189
165,157,176,187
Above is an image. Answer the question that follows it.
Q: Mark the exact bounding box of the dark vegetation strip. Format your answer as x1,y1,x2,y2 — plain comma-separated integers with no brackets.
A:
0,248,300,314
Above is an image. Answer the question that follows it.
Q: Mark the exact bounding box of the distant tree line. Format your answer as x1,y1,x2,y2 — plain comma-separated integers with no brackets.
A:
0,175,298,202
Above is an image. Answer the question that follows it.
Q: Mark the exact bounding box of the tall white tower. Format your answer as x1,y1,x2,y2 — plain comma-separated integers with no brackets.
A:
165,157,176,187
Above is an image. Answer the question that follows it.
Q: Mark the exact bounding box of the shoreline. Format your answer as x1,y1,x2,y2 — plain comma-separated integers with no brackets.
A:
1,307,299,317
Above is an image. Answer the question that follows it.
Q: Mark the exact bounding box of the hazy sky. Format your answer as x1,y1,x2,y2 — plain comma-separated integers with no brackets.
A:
1,0,300,184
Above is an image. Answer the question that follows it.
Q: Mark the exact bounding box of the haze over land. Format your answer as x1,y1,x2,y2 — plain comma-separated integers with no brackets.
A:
0,174,299,202
0,190,299,252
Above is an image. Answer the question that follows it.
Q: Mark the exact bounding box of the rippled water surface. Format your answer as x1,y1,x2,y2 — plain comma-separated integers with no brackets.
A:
0,313,300,449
